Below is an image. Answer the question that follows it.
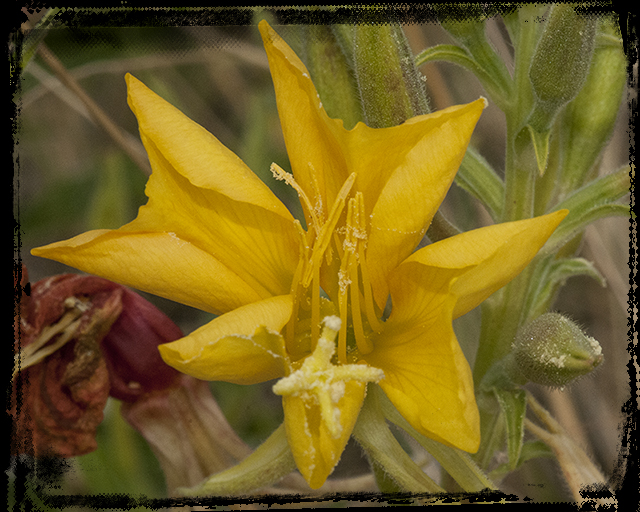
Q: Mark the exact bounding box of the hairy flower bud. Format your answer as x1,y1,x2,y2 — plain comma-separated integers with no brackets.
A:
528,4,597,132
513,313,603,387
559,19,627,195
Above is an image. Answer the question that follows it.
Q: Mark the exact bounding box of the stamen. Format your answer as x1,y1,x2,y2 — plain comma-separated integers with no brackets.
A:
311,253,321,350
337,267,349,365
271,163,320,233
349,260,373,355
307,162,325,227
358,240,383,333
302,173,356,288
285,220,309,355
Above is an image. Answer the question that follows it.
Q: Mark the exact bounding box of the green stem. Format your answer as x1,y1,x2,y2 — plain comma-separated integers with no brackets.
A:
503,5,545,222
475,6,547,383
374,387,496,492
177,423,296,496
352,386,445,494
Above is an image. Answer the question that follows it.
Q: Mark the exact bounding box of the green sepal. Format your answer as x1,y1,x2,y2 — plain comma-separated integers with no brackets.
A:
374,386,496,493
492,388,527,471
352,385,445,494
176,423,296,496
371,461,405,494
543,166,632,255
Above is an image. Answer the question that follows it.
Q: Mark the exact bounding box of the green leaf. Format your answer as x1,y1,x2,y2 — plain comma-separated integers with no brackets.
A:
526,124,551,176
525,257,607,321
456,146,505,221
178,423,296,496
543,166,632,254
415,44,508,111
415,44,480,72
493,388,527,471
415,41,513,112
490,440,555,479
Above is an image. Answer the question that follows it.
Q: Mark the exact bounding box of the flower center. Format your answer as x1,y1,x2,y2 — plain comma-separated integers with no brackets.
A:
270,164,383,365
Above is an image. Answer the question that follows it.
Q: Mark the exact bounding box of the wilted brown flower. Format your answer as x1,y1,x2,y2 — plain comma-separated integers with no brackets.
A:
11,264,181,457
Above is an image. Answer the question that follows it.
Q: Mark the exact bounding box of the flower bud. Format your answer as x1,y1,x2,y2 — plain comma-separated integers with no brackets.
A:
528,4,597,133
512,313,603,387
558,19,627,195
299,24,363,130
352,23,429,127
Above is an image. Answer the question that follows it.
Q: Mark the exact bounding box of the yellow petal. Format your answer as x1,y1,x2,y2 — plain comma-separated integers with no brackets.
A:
32,230,267,315
259,20,349,227
259,22,487,309
126,74,300,299
282,381,366,489
126,74,292,220
158,295,292,384
33,75,302,313
365,99,486,309
403,210,568,319
365,293,479,452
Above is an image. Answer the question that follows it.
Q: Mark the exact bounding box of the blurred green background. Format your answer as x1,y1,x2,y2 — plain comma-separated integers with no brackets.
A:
14,7,631,504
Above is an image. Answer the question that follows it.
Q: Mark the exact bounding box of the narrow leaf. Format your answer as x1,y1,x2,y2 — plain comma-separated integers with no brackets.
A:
543,166,631,254
525,257,607,321
456,146,505,221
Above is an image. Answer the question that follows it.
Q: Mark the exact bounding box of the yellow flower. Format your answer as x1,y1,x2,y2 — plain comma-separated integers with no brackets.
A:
32,21,567,490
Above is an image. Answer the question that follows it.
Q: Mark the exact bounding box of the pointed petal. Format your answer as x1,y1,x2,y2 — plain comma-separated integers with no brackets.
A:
259,20,349,225
158,295,292,384
404,210,568,319
31,230,265,314
33,75,302,313
282,381,366,489
365,99,486,309
126,74,292,220
365,284,479,452
260,21,486,303
126,74,300,299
